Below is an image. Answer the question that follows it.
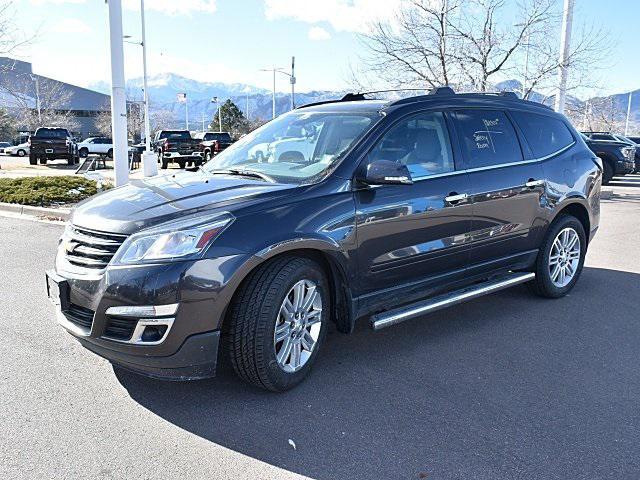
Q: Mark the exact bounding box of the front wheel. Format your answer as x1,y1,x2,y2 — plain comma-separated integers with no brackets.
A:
530,215,586,298
224,256,329,392
79,148,89,158
29,154,37,165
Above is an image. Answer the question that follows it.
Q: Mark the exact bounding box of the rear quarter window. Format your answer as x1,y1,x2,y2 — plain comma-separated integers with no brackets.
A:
511,111,575,158
454,110,523,168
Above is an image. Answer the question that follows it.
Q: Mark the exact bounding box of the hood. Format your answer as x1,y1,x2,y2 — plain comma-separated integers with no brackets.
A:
71,171,295,235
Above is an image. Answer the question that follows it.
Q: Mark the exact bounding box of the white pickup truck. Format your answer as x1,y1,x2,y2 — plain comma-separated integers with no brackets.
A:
77,137,113,158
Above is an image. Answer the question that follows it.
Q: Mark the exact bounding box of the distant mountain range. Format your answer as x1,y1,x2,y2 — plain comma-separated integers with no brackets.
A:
89,74,640,129
90,73,342,125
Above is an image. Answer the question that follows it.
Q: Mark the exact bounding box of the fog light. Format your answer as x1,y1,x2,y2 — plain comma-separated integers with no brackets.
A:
141,325,168,343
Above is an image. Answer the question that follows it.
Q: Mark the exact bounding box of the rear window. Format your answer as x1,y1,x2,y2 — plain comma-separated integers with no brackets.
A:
511,112,575,158
591,134,615,141
454,110,523,168
159,131,191,141
204,132,232,142
35,128,68,139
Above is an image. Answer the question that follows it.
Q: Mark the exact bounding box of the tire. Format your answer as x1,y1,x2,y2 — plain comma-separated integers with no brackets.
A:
39,157,47,165
17,149,26,157
602,160,614,185
29,154,37,165
79,148,89,158
107,149,113,159
177,159,186,169
529,215,587,298
224,256,330,392
67,156,74,165
204,150,211,162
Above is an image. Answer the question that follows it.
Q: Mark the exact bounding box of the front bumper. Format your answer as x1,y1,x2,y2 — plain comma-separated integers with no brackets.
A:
48,252,253,380
616,159,635,174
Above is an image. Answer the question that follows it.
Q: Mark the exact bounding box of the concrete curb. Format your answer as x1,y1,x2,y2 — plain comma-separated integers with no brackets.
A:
0,202,71,221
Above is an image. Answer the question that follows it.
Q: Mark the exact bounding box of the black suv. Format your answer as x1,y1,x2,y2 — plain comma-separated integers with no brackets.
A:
46,88,602,391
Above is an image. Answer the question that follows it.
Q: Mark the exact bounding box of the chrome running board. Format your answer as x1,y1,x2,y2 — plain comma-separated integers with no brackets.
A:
370,272,535,331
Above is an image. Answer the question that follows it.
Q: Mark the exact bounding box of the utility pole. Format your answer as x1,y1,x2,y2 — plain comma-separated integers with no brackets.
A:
272,68,276,119
107,0,129,186
290,56,296,110
139,0,156,176
555,0,574,114
625,91,633,136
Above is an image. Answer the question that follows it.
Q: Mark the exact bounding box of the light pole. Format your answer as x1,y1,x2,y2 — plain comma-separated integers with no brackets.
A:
261,60,297,118
555,0,575,114
124,0,156,176
211,97,222,132
107,0,129,186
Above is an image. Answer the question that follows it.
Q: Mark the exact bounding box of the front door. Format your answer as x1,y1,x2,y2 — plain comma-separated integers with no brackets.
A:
354,111,474,308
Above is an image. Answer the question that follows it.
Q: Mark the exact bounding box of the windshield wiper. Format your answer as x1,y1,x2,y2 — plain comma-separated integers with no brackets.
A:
207,168,276,183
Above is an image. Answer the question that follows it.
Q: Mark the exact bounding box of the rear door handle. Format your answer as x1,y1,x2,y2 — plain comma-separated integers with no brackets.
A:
525,179,545,188
444,192,469,204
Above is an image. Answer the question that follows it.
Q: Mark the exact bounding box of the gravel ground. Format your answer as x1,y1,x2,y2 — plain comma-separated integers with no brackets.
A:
1,177,639,480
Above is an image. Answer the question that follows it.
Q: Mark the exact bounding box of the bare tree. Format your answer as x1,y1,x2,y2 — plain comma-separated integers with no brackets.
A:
0,74,80,132
359,0,609,97
0,1,30,56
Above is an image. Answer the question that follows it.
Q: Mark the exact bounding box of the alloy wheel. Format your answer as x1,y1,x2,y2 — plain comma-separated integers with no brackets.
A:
274,279,322,373
548,227,581,288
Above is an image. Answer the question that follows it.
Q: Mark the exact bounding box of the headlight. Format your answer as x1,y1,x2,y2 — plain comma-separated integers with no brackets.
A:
112,214,233,265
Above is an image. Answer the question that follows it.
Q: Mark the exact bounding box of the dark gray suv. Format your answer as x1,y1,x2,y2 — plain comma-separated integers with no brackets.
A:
46,88,602,391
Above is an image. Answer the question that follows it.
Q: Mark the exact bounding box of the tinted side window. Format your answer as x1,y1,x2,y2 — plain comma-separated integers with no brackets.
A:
369,111,455,179
454,110,523,168
511,111,574,158
591,134,614,141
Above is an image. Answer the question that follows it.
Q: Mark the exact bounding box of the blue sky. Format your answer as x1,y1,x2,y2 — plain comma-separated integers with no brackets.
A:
11,0,640,98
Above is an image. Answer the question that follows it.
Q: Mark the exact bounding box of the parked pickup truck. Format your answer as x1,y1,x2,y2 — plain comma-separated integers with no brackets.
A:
29,127,78,166
152,130,200,169
194,131,234,162
580,133,635,184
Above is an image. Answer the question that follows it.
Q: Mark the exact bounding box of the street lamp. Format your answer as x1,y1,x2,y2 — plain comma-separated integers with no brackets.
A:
260,58,297,119
122,0,156,177
211,97,222,132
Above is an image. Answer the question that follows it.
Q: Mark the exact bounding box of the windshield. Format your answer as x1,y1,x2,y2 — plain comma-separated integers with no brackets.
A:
201,111,379,184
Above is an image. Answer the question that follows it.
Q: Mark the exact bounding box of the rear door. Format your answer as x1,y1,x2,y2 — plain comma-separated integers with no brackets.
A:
451,109,546,270
354,110,474,301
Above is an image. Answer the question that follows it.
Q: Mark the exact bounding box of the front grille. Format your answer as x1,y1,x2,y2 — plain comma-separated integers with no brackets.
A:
64,225,127,270
104,316,137,341
65,303,94,331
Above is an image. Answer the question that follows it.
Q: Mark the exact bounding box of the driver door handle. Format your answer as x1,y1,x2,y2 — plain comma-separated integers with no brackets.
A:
444,192,468,204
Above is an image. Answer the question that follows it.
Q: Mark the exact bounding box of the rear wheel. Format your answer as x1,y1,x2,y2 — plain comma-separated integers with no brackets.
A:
224,256,329,392
177,159,186,169
530,215,586,298
602,160,614,185
79,148,89,158
39,157,47,165
67,155,75,165
29,154,37,165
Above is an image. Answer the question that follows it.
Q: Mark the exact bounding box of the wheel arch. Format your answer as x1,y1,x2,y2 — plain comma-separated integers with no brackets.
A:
552,200,591,244
222,243,356,335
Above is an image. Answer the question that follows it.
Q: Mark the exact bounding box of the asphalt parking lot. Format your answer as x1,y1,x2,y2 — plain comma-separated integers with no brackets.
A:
1,176,640,480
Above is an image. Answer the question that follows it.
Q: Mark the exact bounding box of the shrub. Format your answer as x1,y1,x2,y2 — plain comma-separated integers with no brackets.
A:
0,176,109,206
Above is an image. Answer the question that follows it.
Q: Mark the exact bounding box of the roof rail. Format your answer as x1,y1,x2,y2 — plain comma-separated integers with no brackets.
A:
429,86,456,96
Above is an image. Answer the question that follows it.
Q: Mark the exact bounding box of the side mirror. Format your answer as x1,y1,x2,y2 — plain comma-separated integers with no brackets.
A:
362,159,413,186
